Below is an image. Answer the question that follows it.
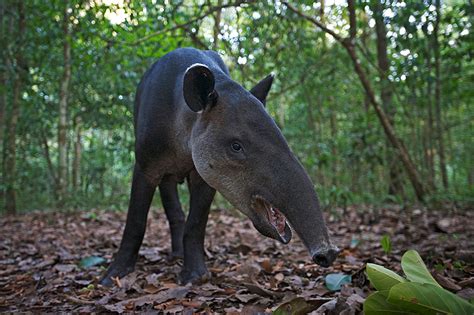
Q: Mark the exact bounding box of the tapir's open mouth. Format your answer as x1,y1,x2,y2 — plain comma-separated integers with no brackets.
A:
251,195,292,243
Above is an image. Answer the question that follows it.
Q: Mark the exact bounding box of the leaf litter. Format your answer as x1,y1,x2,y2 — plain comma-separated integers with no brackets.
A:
0,204,472,313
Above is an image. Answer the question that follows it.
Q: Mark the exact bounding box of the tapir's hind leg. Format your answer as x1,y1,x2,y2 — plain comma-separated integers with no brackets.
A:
100,164,156,286
179,170,216,284
158,178,185,260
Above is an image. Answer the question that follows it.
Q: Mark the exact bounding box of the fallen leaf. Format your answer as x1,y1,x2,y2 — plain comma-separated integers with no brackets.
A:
273,297,331,315
143,284,161,294
434,272,462,291
457,288,474,301
54,264,76,273
275,273,285,282
325,273,352,291
103,287,189,313
78,256,106,269
243,282,285,299
234,293,258,303
261,259,273,273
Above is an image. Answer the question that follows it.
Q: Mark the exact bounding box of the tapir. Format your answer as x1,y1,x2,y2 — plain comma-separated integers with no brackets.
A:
100,47,339,286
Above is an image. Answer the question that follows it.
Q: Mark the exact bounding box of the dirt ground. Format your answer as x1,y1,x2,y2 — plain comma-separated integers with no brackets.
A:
0,205,473,313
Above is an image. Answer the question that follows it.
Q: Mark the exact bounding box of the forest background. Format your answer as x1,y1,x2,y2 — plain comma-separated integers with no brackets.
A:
1,0,472,214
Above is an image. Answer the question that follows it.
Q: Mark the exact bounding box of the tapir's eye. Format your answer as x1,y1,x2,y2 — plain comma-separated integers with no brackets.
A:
231,142,243,152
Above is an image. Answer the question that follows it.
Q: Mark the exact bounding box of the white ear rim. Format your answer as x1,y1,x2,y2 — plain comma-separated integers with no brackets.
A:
185,63,210,73
185,63,212,114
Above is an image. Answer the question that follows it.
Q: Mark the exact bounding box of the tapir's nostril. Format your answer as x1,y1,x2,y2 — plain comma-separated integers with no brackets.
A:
312,247,339,267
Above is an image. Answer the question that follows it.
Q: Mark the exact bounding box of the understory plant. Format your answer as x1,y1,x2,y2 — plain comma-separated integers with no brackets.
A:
364,249,474,315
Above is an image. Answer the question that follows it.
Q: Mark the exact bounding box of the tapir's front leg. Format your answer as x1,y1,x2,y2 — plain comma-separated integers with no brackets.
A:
100,164,156,286
179,170,216,284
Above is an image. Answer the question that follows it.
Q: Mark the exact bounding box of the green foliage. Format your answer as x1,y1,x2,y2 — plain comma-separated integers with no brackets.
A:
364,250,474,315
366,263,406,293
387,282,473,315
1,1,473,213
381,235,392,255
364,291,411,314
401,250,441,287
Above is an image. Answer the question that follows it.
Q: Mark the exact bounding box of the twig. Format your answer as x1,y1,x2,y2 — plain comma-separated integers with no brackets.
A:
110,0,255,46
283,2,343,43
63,295,96,305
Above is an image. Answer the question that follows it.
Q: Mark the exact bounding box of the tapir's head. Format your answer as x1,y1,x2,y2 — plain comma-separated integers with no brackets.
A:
183,63,339,267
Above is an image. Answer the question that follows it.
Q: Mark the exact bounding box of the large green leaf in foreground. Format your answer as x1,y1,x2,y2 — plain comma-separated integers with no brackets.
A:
387,282,474,315
366,263,406,293
364,291,414,315
401,250,441,287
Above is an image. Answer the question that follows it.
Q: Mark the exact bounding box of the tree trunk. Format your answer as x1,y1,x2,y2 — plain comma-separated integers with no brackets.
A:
4,80,20,214
57,1,72,206
304,90,316,135
40,129,58,191
284,1,429,201
328,95,338,187
320,0,327,50
468,168,474,188
72,117,82,191
425,53,436,190
372,0,403,197
0,0,6,159
433,0,448,189
4,1,25,214
0,1,7,204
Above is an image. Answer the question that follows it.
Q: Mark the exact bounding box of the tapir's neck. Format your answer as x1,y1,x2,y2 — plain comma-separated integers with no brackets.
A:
179,68,237,151
173,67,237,172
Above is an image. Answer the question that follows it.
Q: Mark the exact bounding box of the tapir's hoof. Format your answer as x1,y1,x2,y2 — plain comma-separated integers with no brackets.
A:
99,275,115,287
166,251,184,263
99,265,134,287
179,269,210,285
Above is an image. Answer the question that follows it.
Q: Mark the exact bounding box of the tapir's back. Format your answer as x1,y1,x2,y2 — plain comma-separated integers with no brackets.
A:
132,48,229,177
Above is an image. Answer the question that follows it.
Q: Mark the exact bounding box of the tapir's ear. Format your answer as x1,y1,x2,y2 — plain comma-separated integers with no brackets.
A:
250,73,274,106
183,63,218,113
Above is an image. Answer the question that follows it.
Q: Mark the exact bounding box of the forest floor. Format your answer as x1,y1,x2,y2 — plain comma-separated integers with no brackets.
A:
0,205,473,313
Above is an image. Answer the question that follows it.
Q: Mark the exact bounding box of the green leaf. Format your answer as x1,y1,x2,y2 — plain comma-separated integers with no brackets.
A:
366,263,406,293
401,250,441,287
387,282,474,315
364,291,414,315
78,256,106,269
273,297,330,315
324,273,352,291
381,234,392,254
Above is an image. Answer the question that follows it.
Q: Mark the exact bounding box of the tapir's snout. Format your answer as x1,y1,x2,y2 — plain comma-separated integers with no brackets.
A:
312,245,340,267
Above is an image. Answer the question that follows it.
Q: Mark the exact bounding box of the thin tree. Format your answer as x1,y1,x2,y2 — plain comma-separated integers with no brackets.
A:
4,1,26,214
284,1,429,201
371,0,403,197
433,0,448,189
72,116,82,192
0,0,6,204
57,1,72,206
